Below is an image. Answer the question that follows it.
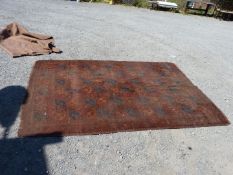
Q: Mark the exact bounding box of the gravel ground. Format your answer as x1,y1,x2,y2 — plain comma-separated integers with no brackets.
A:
0,0,233,174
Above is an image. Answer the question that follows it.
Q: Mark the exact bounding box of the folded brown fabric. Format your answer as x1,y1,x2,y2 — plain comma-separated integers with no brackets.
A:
0,22,61,57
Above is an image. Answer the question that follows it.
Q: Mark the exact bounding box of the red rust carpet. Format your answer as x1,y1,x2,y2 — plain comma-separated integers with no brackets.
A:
18,60,230,137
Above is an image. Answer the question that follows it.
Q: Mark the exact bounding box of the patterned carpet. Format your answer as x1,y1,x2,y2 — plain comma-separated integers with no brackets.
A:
18,60,230,136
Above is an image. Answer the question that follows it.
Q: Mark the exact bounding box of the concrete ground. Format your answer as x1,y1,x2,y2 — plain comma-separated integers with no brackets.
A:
0,0,233,174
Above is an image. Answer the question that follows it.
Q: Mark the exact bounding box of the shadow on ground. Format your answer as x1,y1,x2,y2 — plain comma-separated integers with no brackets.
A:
0,86,63,175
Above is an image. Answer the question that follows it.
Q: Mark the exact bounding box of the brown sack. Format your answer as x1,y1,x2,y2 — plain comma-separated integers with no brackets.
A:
0,22,61,58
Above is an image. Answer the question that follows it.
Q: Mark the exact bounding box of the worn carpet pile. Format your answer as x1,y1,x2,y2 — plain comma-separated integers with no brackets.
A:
0,22,61,57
